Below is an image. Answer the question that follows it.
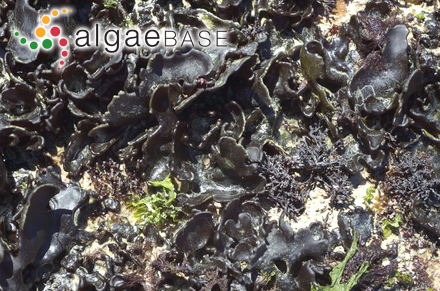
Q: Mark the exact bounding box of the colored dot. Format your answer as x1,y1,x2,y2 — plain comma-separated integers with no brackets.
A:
59,38,68,46
14,32,18,36
36,27,46,37
30,41,38,50
58,68,60,70
70,10,72,12
42,16,50,24
42,39,52,49
60,61,64,65
52,10,59,16
62,9,67,13
12,27,14,30
20,38,26,44
50,26,60,37
62,50,68,57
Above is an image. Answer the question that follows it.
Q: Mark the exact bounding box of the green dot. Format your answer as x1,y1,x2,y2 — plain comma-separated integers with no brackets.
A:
14,32,19,36
42,39,52,49
30,41,38,50
20,38,26,44
12,27,14,30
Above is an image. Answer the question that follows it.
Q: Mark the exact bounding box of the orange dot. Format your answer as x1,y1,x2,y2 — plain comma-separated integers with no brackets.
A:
52,10,59,16
70,9,72,12
42,16,50,24
36,27,46,37
62,9,67,13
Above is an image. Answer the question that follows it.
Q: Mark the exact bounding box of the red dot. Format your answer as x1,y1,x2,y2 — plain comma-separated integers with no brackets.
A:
58,68,60,70
50,26,60,37
62,51,68,57
60,61,64,65
59,38,67,46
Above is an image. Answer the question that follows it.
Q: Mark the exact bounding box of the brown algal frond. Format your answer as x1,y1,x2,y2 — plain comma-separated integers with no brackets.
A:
358,51,387,71
340,239,397,290
382,151,440,215
358,13,405,57
88,159,147,202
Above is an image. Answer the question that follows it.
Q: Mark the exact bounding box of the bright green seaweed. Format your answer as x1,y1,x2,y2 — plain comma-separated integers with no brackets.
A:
382,214,402,238
127,175,183,226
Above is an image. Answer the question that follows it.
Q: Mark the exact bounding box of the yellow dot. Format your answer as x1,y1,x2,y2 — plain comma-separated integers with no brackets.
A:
52,10,59,16
42,16,50,24
36,27,46,38
62,9,67,13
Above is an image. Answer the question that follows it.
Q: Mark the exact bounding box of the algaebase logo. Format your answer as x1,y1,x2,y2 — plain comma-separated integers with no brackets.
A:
11,7,229,68
11,8,72,70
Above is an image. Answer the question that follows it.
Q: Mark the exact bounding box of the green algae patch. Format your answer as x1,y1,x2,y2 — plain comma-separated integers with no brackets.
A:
363,185,375,207
127,175,183,226
382,214,402,238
